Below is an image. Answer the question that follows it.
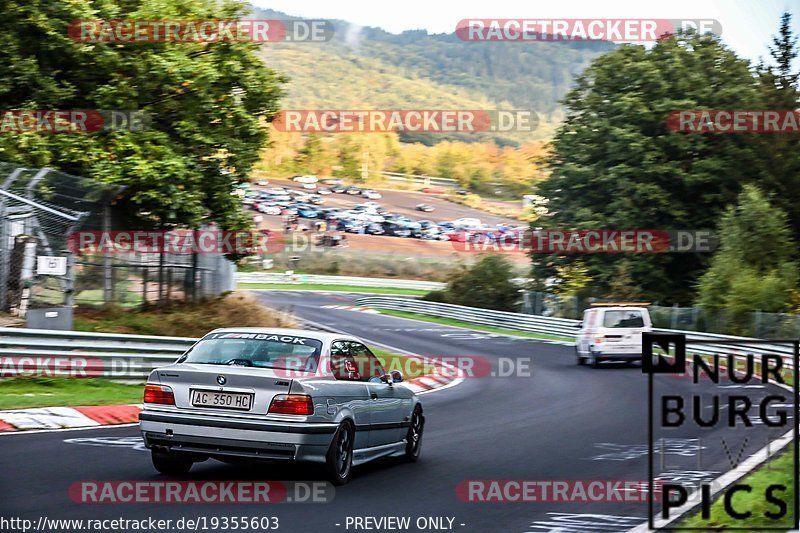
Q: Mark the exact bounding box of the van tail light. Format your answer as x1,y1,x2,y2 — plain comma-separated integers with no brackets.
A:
268,394,314,415
143,384,175,405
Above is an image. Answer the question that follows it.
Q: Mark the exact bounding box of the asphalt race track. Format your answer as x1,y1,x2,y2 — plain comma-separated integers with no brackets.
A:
0,290,793,533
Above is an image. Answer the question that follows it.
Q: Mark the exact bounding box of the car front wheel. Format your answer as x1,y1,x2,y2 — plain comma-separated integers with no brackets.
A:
325,421,354,485
403,406,424,462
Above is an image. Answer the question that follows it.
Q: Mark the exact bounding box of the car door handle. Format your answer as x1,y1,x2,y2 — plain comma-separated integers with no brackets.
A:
370,393,378,400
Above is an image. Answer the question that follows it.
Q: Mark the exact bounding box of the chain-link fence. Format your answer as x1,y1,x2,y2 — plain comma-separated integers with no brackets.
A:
521,290,800,338
1,166,236,322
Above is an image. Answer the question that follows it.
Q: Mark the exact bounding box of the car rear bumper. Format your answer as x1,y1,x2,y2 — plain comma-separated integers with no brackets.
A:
595,352,642,362
139,411,338,463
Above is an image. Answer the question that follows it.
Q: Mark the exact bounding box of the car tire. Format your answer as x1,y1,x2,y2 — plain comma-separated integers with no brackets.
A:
151,449,193,475
590,351,601,368
403,406,424,463
325,421,354,485
576,348,585,365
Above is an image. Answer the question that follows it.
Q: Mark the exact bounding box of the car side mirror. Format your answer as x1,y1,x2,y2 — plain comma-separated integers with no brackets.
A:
390,370,403,383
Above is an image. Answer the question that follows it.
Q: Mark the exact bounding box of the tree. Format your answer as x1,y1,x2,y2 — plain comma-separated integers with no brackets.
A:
535,30,768,303
752,12,800,237
0,0,285,231
696,185,797,314
424,255,520,311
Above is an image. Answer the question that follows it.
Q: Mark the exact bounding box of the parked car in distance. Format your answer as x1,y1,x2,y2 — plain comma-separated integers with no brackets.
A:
296,206,319,218
317,188,332,195
346,187,362,195
361,189,382,199
331,185,347,193
415,203,435,212
382,222,412,237
258,204,282,215
365,223,385,235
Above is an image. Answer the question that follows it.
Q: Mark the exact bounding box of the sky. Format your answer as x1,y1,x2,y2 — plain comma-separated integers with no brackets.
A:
252,0,799,65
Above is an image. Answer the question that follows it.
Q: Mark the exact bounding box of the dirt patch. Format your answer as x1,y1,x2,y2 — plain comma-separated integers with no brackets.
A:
74,292,296,337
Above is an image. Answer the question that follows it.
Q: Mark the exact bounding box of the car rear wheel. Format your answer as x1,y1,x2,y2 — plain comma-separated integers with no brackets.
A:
151,449,193,475
575,347,585,365
325,421,354,485
403,406,424,462
590,351,601,368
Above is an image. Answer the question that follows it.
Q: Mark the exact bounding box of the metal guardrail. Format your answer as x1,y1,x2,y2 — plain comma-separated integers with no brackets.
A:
354,297,799,368
355,296,579,338
1,301,797,381
237,272,445,291
0,327,196,380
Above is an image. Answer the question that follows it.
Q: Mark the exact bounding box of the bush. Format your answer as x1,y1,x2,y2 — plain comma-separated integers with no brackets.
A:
430,255,520,311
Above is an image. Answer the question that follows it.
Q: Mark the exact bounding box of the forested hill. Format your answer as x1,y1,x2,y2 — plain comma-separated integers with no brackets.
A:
253,8,616,142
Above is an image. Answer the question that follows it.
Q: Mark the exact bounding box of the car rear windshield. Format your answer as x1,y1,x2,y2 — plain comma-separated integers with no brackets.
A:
602,310,645,328
182,332,323,371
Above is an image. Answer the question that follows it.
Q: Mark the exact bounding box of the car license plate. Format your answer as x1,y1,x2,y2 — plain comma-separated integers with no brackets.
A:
191,389,252,411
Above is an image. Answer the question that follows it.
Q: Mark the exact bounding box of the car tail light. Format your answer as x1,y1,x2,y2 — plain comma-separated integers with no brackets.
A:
143,384,175,405
268,394,314,415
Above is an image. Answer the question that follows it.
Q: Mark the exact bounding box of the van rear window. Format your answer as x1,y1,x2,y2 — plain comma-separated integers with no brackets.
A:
603,310,645,328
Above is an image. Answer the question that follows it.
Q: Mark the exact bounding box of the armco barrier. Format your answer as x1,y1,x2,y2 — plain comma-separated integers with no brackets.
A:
355,296,580,339
0,327,196,380
1,302,797,380
354,296,798,368
237,272,445,291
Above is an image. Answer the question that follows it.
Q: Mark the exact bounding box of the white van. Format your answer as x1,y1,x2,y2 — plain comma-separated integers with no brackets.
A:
575,305,652,367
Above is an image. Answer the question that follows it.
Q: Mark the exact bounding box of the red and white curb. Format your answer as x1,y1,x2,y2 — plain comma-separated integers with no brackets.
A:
0,404,142,432
321,305,382,314
0,360,460,432
395,356,464,395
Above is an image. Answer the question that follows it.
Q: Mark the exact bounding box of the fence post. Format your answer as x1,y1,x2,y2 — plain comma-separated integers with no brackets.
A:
754,310,762,338
142,267,148,309
102,204,112,307
671,303,678,330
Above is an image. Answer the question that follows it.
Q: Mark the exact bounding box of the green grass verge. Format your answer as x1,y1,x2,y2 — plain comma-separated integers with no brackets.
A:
239,282,430,296
678,449,796,530
0,378,144,410
373,307,573,342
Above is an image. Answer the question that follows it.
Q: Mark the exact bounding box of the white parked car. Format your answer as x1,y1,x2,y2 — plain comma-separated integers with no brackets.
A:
452,217,482,228
361,190,381,199
303,183,317,190
258,204,282,215
575,306,652,367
